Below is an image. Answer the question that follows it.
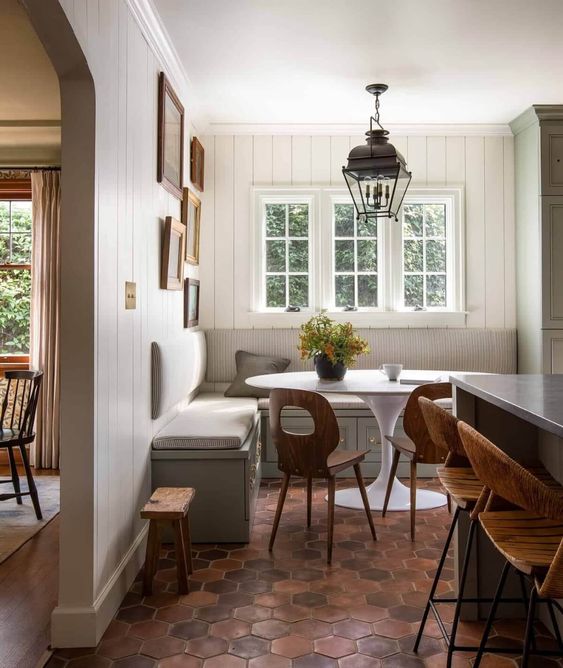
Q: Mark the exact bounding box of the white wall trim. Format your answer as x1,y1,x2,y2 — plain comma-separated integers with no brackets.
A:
209,123,513,137
51,525,148,648
126,0,208,133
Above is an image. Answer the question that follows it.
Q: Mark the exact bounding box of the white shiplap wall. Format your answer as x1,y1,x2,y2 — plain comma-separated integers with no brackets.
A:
53,0,203,643
200,133,516,330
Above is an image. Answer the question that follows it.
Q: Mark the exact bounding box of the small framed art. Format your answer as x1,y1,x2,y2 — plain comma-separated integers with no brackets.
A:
190,137,204,192
184,278,200,328
182,187,201,265
161,216,186,290
157,72,184,199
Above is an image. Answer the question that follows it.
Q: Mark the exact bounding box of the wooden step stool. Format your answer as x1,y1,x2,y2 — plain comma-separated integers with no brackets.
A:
140,487,195,595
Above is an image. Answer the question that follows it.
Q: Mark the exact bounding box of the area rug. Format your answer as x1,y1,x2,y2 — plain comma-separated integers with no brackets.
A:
0,475,60,564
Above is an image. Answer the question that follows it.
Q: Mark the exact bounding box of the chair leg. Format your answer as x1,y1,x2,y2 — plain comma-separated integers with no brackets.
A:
143,520,161,596
382,448,401,518
306,476,313,528
521,587,538,668
353,463,376,541
547,598,563,651
19,444,42,520
447,518,478,668
327,476,336,565
447,493,452,514
173,519,190,595
409,459,417,541
518,572,537,651
473,560,511,668
414,505,461,652
182,514,193,574
7,446,22,505
269,472,290,551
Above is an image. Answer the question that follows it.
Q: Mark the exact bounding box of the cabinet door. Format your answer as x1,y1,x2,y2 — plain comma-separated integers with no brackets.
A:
357,416,405,464
542,330,563,373
541,198,563,328
541,125,563,196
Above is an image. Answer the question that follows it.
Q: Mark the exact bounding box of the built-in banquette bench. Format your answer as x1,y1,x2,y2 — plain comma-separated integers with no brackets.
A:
150,328,517,543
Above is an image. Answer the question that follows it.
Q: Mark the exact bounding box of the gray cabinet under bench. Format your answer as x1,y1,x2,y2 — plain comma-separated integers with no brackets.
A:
152,415,262,544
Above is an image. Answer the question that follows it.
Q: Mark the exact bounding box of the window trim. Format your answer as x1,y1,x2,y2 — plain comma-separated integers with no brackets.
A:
0,181,32,368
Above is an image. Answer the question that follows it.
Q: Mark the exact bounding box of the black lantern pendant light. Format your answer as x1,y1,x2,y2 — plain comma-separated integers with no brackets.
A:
343,84,411,222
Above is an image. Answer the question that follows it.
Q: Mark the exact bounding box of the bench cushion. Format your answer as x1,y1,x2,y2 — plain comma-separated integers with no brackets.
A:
152,393,258,450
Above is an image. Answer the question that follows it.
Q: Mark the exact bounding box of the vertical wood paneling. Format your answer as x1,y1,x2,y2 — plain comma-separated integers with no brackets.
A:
503,136,516,328
446,136,465,184
214,135,235,328
199,136,216,328
273,135,291,184
408,136,427,185
393,136,408,163
233,136,253,328
465,136,486,327
484,136,506,327
291,136,311,185
253,135,272,185
330,136,350,185
311,136,331,184
427,136,446,184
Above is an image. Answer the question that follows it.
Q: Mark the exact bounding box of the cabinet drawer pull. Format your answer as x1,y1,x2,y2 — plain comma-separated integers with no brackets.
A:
369,436,381,445
339,437,345,444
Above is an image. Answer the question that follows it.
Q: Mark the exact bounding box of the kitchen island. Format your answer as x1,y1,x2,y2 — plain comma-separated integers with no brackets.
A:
451,373,563,621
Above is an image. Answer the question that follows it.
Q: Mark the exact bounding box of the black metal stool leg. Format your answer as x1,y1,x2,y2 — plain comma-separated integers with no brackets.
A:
521,588,538,668
517,572,537,652
7,445,22,504
446,518,477,668
414,506,461,652
473,560,511,668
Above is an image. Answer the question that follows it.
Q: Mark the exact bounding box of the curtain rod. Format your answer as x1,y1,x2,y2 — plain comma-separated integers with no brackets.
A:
0,166,61,172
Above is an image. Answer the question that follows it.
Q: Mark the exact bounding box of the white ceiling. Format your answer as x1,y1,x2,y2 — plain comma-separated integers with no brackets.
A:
153,0,563,126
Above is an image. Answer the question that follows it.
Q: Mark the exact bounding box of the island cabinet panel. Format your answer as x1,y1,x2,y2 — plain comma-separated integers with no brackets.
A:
541,125,563,195
542,198,563,328
542,330,563,373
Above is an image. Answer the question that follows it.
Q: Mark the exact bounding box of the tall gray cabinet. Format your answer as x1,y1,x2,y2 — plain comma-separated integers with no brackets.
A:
511,105,563,372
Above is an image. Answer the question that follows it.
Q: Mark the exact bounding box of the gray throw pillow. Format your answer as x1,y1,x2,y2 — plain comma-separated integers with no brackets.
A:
224,350,290,398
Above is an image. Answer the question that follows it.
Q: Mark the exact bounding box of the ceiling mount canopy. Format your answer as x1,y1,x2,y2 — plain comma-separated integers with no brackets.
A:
343,83,412,222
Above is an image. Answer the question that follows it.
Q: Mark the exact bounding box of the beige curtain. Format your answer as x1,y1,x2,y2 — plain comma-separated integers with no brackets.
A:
30,171,61,469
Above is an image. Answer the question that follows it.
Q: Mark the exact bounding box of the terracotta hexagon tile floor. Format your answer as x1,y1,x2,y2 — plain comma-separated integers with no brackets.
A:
49,479,563,667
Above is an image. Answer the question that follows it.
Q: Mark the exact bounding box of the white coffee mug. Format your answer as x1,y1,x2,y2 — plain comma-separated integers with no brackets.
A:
379,363,403,381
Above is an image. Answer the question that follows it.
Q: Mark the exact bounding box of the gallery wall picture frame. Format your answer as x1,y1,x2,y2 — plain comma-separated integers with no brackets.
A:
184,278,200,328
182,187,201,265
161,216,186,290
157,72,184,200
190,136,205,192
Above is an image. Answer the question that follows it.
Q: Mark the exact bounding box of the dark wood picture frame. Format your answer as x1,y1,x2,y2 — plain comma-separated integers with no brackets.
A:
184,278,200,328
190,137,205,192
161,216,186,290
181,187,201,265
157,72,184,200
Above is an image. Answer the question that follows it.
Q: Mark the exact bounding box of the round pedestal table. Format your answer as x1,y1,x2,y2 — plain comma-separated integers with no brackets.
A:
246,369,448,512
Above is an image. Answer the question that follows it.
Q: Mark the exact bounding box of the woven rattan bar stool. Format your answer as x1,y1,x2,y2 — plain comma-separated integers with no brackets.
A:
414,398,540,667
458,422,563,667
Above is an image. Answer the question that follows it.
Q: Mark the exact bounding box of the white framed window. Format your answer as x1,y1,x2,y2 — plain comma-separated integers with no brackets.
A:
251,186,464,324
253,189,319,312
392,188,464,313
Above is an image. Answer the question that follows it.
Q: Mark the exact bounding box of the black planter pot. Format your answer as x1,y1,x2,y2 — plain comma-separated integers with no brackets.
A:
314,354,347,381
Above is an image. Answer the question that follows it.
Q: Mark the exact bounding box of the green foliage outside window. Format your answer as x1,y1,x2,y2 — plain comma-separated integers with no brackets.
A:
0,201,32,355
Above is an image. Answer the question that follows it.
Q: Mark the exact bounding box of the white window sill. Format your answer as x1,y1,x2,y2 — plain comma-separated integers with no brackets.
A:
247,310,468,328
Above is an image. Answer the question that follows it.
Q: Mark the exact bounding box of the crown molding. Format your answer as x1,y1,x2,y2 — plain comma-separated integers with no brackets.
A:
126,0,209,133
208,122,512,137
510,105,563,135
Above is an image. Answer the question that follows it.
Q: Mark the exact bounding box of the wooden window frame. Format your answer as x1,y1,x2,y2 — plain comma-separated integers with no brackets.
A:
0,178,32,372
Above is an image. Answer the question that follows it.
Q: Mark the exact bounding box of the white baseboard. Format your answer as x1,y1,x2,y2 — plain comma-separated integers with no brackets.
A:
51,525,148,647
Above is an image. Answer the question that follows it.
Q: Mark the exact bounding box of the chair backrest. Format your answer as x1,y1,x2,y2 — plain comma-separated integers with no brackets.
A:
403,383,452,464
418,396,469,466
269,388,340,478
457,421,563,598
0,370,43,439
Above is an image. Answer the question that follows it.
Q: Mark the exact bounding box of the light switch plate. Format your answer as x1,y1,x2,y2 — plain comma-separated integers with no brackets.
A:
125,281,136,310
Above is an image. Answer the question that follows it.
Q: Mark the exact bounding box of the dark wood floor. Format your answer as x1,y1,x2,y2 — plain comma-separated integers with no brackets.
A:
0,467,59,668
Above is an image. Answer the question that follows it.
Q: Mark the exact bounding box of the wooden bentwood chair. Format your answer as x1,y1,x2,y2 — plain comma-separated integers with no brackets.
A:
382,382,452,540
0,370,43,520
458,422,563,667
268,388,376,564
